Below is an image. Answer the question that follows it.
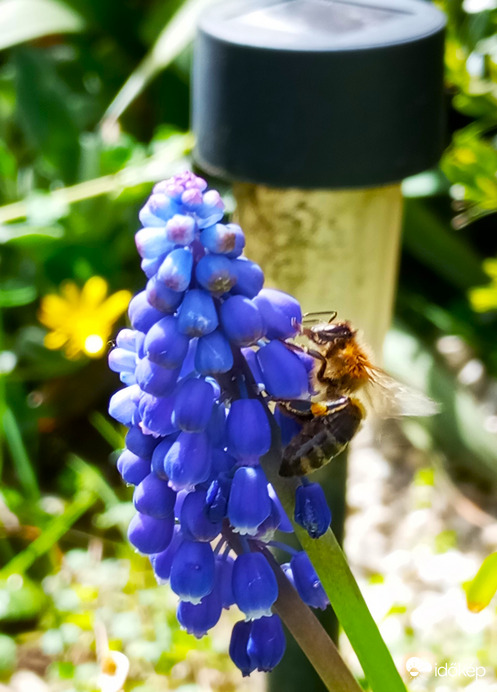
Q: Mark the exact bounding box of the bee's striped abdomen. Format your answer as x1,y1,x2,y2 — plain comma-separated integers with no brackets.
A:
279,397,363,477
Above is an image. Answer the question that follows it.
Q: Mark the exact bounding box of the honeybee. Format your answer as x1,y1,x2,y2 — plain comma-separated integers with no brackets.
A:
278,313,438,477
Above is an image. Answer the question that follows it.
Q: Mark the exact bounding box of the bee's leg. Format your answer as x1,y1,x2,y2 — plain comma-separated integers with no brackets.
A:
282,340,307,355
308,347,327,379
283,339,328,373
307,347,342,398
283,340,329,379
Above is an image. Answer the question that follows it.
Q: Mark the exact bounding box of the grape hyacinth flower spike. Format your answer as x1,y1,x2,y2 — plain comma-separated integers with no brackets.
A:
108,171,333,675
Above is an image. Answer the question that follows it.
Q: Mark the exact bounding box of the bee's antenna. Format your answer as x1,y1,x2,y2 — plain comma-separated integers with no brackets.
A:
303,310,336,318
302,310,337,326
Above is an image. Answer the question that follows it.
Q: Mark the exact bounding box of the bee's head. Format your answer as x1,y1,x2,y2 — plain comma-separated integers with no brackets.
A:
310,321,355,345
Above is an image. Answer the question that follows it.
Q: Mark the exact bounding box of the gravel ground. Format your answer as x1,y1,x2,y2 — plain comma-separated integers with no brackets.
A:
342,415,497,691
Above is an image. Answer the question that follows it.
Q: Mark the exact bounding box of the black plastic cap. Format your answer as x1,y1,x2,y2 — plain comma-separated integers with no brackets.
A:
193,0,446,188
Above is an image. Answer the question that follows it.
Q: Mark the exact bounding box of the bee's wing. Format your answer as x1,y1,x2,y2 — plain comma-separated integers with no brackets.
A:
363,366,440,418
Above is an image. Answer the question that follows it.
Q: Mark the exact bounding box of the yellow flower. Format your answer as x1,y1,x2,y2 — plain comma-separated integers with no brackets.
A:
38,277,132,360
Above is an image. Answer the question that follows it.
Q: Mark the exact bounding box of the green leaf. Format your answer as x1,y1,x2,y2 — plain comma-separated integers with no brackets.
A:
442,126,497,220
465,552,497,612
0,283,37,307
403,198,487,291
0,0,85,50
0,140,16,181
0,223,64,244
103,0,213,124
14,47,81,181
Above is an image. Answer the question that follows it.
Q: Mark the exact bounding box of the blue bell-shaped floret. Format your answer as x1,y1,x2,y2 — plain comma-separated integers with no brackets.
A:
232,552,278,620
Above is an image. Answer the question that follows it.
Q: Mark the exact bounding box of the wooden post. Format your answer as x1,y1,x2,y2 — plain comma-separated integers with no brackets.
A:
233,183,403,360
232,182,403,692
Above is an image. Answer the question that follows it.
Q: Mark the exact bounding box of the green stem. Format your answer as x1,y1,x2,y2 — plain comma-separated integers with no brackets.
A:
269,552,363,692
296,526,406,692
89,411,125,450
260,419,407,692
0,134,193,224
0,488,96,577
3,406,39,499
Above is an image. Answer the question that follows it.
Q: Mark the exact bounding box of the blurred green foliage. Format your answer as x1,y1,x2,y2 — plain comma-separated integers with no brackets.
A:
440,0,497,224
0,0,496,688
398,0,497,375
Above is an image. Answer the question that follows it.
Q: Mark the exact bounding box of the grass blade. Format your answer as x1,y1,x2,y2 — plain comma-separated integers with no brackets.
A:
102,0,213,125
0,488,96,577
89,411,125,451
3,406,39,500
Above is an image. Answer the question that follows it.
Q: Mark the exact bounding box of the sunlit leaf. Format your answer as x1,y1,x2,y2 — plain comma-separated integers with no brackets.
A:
102,0,213,124
465,552,497,612
0,223,64,244
442,127,497,216
0,0,85,51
